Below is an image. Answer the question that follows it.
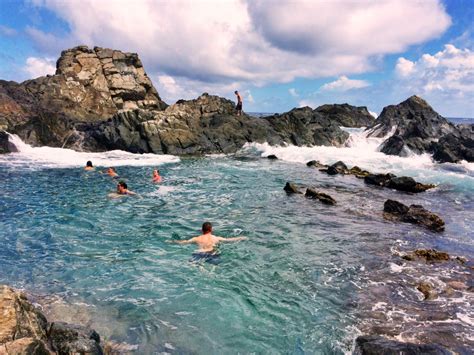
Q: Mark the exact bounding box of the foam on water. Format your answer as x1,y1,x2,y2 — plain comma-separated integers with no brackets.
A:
244,127,474,191
0,133,179,169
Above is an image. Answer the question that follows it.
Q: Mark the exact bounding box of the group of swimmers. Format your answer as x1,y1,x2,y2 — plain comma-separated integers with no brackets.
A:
83,160,246,263
84,160,161,196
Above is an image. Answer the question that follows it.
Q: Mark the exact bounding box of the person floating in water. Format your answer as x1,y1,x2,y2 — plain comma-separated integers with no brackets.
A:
234,90,243,116
116,181,136,195
152,169,162,183
84,161,94,171
106,167,119,178
174,222,247,264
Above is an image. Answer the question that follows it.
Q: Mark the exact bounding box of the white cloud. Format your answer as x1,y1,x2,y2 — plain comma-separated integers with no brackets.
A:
28,0,451,87
289,88,298,97
321,76,370,92
395,57,415,77
395,44,474,94
24,57,56,78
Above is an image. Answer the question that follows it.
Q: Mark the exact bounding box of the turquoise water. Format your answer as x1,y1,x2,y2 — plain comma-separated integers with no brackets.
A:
1,140,473,353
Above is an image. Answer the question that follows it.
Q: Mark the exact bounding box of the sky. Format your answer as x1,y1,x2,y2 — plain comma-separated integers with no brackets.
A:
0,0,473,117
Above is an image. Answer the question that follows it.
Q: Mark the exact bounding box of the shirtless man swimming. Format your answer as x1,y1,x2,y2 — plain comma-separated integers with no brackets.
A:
175,222,246,263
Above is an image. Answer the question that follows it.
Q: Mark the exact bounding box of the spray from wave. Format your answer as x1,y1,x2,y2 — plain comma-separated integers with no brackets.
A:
0,133,179,169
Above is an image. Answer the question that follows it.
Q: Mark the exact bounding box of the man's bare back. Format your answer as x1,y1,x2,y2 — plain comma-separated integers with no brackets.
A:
175,222,246,253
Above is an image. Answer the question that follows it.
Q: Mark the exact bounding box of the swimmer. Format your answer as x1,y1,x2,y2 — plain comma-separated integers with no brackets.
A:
116,181,136,195
152,169,162,183
106,167,119,178
173,222,247,253
84,161,94,171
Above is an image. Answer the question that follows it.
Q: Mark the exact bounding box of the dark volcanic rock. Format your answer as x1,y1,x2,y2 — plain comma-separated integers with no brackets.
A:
305,188,336,205
314,103,375,127
366,95,473,163
364,174,434,193
383,199,445,232
267,154,278,160
49,322,103,355
284,182,302,194
0,131,17,153
355,335,451,354
306,160,327,169
326,160,348,175
386,176,435,193
380,135,407,156
402,249,450,262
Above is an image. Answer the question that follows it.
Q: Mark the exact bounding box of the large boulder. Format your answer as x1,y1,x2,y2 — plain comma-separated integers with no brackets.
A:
315,103,375,127
366,95,473,163
0,131,17,153
0,45,167,149
48,322,102,355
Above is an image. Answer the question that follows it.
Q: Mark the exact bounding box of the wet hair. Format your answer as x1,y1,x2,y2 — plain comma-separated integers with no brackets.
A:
234,90,238,94
109,167,116,172
118,181,127,189
202,222,212,233
86,161,93,167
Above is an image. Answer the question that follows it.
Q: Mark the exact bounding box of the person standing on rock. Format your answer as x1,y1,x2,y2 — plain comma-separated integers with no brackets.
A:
235,91,243,116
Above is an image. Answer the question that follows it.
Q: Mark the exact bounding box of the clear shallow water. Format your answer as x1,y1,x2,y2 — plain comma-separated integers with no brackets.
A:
0,133,473,353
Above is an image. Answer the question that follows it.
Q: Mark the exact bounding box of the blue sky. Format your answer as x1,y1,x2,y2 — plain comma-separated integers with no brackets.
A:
0,0,473,117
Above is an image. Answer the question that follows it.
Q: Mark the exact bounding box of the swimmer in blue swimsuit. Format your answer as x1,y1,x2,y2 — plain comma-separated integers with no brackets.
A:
173,222,247,264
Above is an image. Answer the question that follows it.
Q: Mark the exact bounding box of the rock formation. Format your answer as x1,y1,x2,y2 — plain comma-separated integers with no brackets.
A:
314,103,375,127
366,95,474,163
355,335,451,354
383,199,445,232
0,285,103,354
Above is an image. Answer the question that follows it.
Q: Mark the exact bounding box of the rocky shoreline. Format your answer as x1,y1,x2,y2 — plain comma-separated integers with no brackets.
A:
1,45,472,163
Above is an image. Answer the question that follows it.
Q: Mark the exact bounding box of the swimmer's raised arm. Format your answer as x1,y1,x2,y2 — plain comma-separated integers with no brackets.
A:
174,237,198,245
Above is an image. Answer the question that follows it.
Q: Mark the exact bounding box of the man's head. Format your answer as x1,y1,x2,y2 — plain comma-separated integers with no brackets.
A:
234,90,238,95
86,161,93,167
108,167,116,172
202,222,212,234
117,181,127,194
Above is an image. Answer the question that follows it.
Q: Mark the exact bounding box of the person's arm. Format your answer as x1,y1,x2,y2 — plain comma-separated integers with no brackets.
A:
217,236,247,242
174,237,197,245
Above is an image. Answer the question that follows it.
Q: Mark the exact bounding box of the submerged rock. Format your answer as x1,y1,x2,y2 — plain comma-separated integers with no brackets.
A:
417,282,438,300
402,249,450,263
355,335,451,354
306,160,327,169
267,154,278,160
49,322,102,355
284,182,303,194
383,199,445,232
326,161,348,175
364,173,395,187
305,188,336,205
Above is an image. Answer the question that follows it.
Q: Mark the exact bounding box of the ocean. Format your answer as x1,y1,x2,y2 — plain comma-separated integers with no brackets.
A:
0,125,472,353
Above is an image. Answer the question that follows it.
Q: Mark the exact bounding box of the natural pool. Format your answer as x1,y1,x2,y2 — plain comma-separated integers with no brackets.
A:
0,136,473,353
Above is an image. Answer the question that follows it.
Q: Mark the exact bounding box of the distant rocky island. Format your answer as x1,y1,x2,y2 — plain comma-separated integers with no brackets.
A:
0,45,472,163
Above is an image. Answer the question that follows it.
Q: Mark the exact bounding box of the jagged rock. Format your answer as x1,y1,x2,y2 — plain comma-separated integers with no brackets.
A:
267,154,278,160
326,161,348,175
386,176,435,193
348,166,370,177
383,199,445,232
284,182,302,194
366,95,473,163
305,188,336,205
314,103,375,127
355,335,451,354
364,173,395,187
306,160,327,169
0,131,17,153
0,337,49,355
417,282,438,300
380,135,407,156
402,249,450,262
48,322,102,355
364,174,434,193
447,281,467,291
0,285,48,344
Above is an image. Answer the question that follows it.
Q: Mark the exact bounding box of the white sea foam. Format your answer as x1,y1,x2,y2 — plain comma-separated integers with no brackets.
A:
243,127,474,187
0,133,179,169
